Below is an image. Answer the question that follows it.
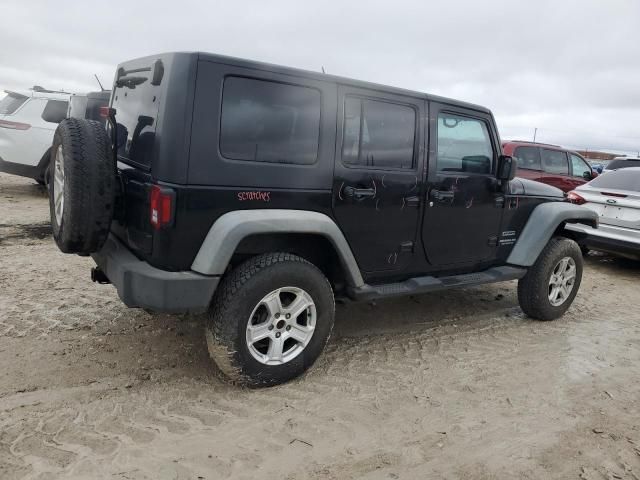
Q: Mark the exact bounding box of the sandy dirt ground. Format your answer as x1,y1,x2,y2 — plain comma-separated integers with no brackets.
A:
1,171,640,480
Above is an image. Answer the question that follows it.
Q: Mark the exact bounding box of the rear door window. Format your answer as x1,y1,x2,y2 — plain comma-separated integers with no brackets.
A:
514,146,542,171
0,92,28,115
342,97,416,169
41,100,69,123
570,154,591,178
220,77,321,165
541,149,569,175
436,114,494,174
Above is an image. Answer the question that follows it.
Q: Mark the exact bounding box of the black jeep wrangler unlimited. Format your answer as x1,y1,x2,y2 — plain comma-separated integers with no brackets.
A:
48,52,597,387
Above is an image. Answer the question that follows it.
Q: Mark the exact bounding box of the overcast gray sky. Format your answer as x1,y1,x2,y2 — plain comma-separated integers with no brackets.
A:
2,0,639,155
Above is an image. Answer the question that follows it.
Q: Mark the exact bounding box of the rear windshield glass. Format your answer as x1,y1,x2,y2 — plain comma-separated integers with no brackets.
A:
606,159,640,170
0,92,28,114
589,169,640,191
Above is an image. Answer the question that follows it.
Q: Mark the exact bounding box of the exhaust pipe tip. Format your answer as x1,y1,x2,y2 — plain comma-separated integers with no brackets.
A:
91,267,111,284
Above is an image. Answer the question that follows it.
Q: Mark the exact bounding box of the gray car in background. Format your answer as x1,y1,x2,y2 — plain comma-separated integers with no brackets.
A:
566,167,640,259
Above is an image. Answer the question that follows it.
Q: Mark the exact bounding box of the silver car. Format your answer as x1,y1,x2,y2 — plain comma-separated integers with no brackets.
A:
566,167,640,259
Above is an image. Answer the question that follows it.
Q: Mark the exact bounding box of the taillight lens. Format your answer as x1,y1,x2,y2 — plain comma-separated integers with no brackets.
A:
99,106,116,118
150,185,174,229
0,119,31,130
567,191,586,205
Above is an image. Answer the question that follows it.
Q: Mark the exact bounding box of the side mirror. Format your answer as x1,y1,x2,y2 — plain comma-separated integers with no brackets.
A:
582,171,592,181
497,155,517,181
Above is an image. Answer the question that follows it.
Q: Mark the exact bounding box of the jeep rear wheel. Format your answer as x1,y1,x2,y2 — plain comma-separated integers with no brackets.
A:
49,118,115,255
206,252,335,387
517,237,583,321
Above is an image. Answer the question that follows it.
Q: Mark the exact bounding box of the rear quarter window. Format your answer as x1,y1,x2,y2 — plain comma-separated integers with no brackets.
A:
41,100,69,123
0,92,28,114
220,77,321,165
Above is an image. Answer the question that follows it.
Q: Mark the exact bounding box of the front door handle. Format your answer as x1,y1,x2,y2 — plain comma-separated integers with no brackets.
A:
343,186,376,199
430,189,454,202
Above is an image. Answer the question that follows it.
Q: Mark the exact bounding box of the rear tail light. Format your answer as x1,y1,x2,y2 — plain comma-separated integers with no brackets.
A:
0,119,31,130
99,106,116,118
149,185,175,229
567,191,586,205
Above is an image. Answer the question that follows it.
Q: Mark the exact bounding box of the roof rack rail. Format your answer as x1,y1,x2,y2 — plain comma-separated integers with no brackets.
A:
31,85,69,94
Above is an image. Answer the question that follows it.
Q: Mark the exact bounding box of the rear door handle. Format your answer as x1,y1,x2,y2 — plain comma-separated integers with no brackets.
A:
343,186,376,199
430,189,454,202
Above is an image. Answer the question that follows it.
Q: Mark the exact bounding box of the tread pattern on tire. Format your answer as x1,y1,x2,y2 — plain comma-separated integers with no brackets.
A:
207,252,334,387
50,118,115,254
517,236,582,321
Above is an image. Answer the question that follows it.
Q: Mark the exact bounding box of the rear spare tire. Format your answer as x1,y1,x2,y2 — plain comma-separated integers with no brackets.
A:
49,118,115,255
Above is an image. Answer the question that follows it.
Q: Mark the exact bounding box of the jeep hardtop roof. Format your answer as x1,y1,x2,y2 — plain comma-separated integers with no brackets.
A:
118,51,492,115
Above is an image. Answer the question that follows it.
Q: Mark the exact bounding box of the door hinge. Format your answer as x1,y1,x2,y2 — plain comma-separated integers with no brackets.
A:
488,235,498,247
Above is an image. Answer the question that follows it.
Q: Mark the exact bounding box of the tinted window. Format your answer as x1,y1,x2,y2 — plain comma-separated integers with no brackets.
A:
220,77,321,165
0,92,28,114
514,146,541,171
437,114,493,174
570,153,591,178
41,100,69,123
342,97,415,169
541,149,568,174
589,169,640,192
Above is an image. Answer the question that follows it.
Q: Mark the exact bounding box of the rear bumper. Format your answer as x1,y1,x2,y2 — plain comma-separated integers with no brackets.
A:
565,223,640,259
92,234,220,313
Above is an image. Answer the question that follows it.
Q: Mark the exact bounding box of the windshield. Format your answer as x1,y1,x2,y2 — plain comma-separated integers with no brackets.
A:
0,92,28,114
606,159,640,170
589,169,640,192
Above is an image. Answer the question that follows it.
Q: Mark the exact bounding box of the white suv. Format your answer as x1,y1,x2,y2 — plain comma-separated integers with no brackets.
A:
0,87,71,184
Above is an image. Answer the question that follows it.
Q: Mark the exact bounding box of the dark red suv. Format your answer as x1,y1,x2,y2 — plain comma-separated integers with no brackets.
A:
502,141,596,192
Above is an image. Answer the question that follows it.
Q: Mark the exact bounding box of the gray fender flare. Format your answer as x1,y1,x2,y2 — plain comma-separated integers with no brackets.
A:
507,202,598,267
191,209,365,287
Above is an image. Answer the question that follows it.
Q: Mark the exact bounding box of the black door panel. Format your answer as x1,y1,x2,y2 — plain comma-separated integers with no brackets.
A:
332,87,425,276
422,105,503,267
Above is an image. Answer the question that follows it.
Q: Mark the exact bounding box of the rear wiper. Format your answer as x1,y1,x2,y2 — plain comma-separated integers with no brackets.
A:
115,59,164,89
115,76,147,89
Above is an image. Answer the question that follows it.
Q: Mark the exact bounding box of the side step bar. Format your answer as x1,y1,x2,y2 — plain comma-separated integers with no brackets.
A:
348,266,527,301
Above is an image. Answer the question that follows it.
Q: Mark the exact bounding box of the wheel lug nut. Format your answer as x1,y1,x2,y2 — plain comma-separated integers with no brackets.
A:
275,332,281,338
285,314,291,319
268,325,274,330
275,313,280,318
286,325,291,331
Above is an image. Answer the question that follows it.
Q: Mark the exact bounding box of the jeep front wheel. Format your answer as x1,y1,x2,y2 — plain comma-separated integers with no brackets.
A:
517,237,583,321
206,253,335,387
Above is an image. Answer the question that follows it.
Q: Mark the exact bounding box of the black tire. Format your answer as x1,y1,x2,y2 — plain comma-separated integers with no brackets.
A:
517,237,583,321
49,118,115,255
206,252,335,388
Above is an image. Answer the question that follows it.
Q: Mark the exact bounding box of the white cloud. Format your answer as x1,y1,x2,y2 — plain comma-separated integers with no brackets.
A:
1,0,638,153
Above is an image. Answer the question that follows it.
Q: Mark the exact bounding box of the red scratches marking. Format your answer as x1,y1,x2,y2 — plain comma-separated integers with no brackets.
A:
238,191,271,202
